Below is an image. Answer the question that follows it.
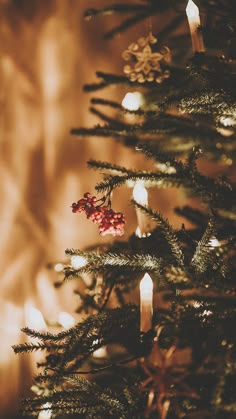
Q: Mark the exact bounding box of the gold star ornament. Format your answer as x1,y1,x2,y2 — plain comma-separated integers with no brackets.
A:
122,32,171,83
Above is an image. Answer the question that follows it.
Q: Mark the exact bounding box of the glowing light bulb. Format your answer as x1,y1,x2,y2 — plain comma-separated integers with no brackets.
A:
217,116,235,136
92,339,108,359
38,403,52,419
186,0,205,53
71,255,87,269
140,273,153,333
122,92,144,111
209,238,220,248
220,116,235,127
58,312,75,329
93,346,108,358
54,263,64,272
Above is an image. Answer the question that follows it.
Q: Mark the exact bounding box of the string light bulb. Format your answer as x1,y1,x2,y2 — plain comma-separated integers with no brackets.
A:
71,255,87,269
25,305,47,330
209,238,220,248
38,403,52,419
58,312,75,329
122,91,144,111
54,263,64,272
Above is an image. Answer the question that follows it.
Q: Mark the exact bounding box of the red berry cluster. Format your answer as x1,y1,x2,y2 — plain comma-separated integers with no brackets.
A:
71,193,125,237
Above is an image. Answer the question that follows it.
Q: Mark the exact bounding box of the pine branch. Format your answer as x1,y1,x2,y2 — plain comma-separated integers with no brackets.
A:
13,342,62,354
64,250,163,279
95,173,183,194
91,97,156,117
179,88,236,117
164,266,191,284
23,374,142,418
84,3,149,19
84,1,188,40
87,159,136,175
84,72,133,92
48,305,140,373
91,97,125,111
131,201,185,267
191,217,216,273
104,11,153,40
135,143,185,170
21,326,72,341
89,106,126,128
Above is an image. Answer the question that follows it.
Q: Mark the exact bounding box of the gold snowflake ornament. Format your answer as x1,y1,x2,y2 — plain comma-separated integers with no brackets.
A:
122,32,171,83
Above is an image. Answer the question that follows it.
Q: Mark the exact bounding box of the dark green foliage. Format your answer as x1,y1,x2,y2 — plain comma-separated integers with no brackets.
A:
14,0,236,418
22,375,144,418
131,200,185,267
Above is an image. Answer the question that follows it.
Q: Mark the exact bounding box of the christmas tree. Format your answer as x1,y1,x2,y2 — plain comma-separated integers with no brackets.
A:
14,1,236,418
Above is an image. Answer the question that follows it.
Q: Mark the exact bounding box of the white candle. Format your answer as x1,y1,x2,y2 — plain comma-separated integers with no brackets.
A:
140,273,153,333
186,0,205,53
133,181,150,237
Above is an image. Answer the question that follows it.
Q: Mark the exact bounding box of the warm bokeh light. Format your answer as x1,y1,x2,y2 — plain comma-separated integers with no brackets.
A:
93,346,108,358
58,311,75,329
24,304,47,330
38,403,52,419
209,238,220,248
54,263,64,272
71,255,88,269
122,91,144,111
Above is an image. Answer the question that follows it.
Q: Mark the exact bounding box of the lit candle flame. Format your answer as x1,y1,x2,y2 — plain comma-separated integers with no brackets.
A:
133,181,148,206
186,0,205,53
122,91,144,111
186,0,199,19
58,312,75,329
140,273,153,333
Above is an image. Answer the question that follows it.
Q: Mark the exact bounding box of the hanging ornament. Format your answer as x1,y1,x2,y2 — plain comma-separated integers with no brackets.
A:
122,32,171,83
140,339,197,418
